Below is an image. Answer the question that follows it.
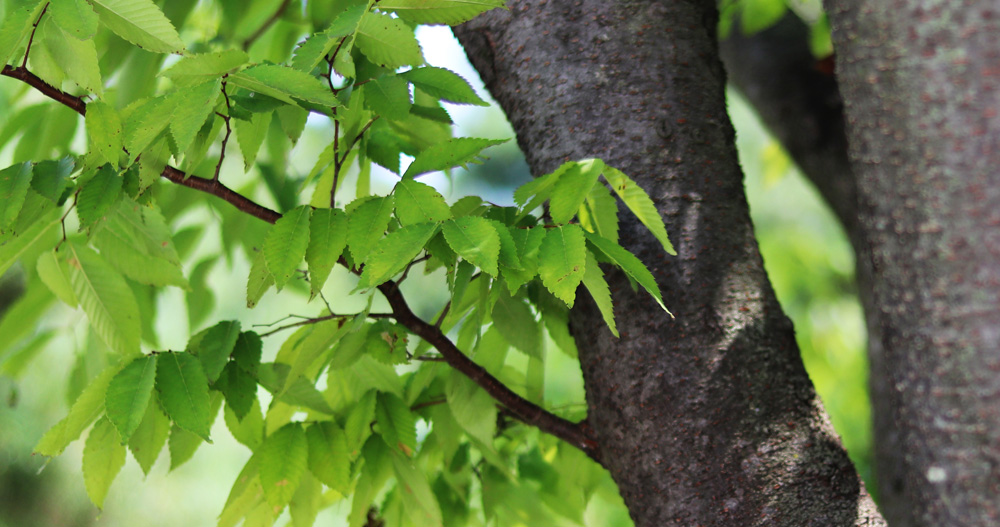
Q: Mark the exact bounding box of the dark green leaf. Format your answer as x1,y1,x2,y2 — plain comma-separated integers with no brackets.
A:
155,351,212,440
537,225,587,307
189,320,241,383
305,207,347,296
347,195,394,263
441,216,500,276
76,165,122,229
354,12,423,69
400,66,488,106
105,355,158,443
393,179,452,226
358,222,439,288
376,392,417,456
264,205,312,289
491,293,541,358
215,362,257,420
404,137,507,178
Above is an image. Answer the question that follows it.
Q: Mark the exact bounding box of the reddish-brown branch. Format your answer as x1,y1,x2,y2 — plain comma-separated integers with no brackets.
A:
2,61,601,464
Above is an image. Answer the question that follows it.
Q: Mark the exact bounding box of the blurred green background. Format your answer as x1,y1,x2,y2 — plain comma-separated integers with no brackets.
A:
0,25,870,527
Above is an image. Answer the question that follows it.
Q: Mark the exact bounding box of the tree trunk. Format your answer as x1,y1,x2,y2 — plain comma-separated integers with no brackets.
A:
456,1,883,525
827,1,1000,525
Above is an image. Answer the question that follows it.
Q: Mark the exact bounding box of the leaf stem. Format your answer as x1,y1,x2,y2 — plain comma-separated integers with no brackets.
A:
21,2,49,69
213,78,233,182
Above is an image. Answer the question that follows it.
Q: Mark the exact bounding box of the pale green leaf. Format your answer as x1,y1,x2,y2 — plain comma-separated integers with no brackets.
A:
276,105,308,145
0,162,32,228
29,157,74,204
160,49,249,86
390,449,444,527
50,0,99,39
246,249,275,308
85,101,124,168
584,231,668,313
549,159,602,224
445,370,496,446
219,456,263,527
234,109,272,172
513,160,576,218
76,165,122,229
284,318,350,392
168,79,221,155
224,397,264,449
0,209,60,278
441,216,500,276
128,397,170,475
537,224,586,307
229,64,339,107
155,351,212,440
66,242,141,356
358,222,438,288
0,2,45,67
88,0,184,53
343,390,376,458
305,207,347,296
354,11,423,69
189,320,241,383
264,205,312,289
491,293,541,358
92,200,188,288
290,472,322,527
404,137,507,178
400,66,488,105
602,165,676,255
579,182,619,243
306,421,350,492
393,179,452,226
82,417,126,509
376,392,417,456
581,250,618,336
379,0,505,25
168,424,204,470
105,355,157,443
34,364,117,457
346,195,394,263
43,20,103,95
259,422,308,509
37,248,78,307
291,2,366,72
363,75,412,120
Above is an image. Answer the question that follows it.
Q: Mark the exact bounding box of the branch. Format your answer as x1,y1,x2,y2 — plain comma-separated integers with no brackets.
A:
376,281,602,463
2,61,603,464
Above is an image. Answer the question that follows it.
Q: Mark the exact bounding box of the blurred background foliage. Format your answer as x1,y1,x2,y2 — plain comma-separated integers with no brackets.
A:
0,6,870,527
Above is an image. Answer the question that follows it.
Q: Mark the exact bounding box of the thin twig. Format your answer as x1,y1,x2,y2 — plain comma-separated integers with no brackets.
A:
213,78,232,182
257,312,394,338
241,0,292,50
410,398,447,412
21,3,48,69
339,117,380,167
331,118,341,207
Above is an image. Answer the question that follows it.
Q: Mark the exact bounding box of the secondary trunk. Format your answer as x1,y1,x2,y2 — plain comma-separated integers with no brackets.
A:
828,1,1000,525
456,1,883,525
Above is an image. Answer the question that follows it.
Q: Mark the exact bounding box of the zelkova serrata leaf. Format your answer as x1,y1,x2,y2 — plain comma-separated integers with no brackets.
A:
49,0,99,40
0,162,32,229
584,231,670,314
159,49,249,86
66,242,142,357
88,0,185,53
404,137,507,178
188,320,241,383
0,2,47,68
291,3,367,73
601,165,676,255
580,250,619,337
306,207,347,296
264,205,312,289
378,0,506,26
347,195,394,264
228,64,339,107
259,422,308,509
376,392,417,456
128,397,170,475
357,222,439,289
155,351,212,440
35,364,118,457
105,355,158,443
400,66,489,106
354,11,424,70
82,417,127,509
441,216,500,276
306,421,351,492
537,224,587,307
393,178,452,226
549,158,603,224
85,101,124,168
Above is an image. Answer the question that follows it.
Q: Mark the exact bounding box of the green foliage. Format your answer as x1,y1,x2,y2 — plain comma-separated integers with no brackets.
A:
1,0,678,523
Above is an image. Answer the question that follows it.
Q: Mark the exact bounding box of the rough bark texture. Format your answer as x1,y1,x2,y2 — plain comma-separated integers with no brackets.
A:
456,1,883,525
828,1,1000,525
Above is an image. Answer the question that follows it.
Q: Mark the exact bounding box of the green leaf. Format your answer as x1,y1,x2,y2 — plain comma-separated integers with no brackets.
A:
584,231,669,313
259,422,308,509
741,0,788,34
513,160,575,217
91,199,188,288
305,207,347,296
42,20,103,95
233,330,263,375
234,109,272,172
229,64,339,107
306,421,350,492
581,250,618,336
276,105,308,145
445,370,496,446
37,248,78,307
88,0,184,53
159,49,249,86
602,165,676,255
379,0,506,25
347,195,394,263
291,2,366,72
390,449,444,527
66,242,141,356
85,102,124,168
358,222,438,288
0,208,60,279
34,364,117,457
537,225,587,307
400,66,488,106
354,11,423,69
82,417,127,509
393,179,452,226
404,137,507,178
215,362,258,421
264,205,312,289
0,162,32,229
549,159,602,224
579,182,619,243
224,397,264,449
0,2,46,68
76,165,122,229
376,392,417,456
127,397,170,475
491,293,541,358
168,424,204,470
105,355,158,443
50,0,99,39
246,249,275,308
30,157,74,204
441,216,500,276
189,320,241,383
363,75,412,120
155,351,212,440
168,79,221,155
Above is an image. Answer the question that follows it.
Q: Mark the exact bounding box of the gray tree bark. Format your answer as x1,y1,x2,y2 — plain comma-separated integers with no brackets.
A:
456,1,883,525
825,1,1000,525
